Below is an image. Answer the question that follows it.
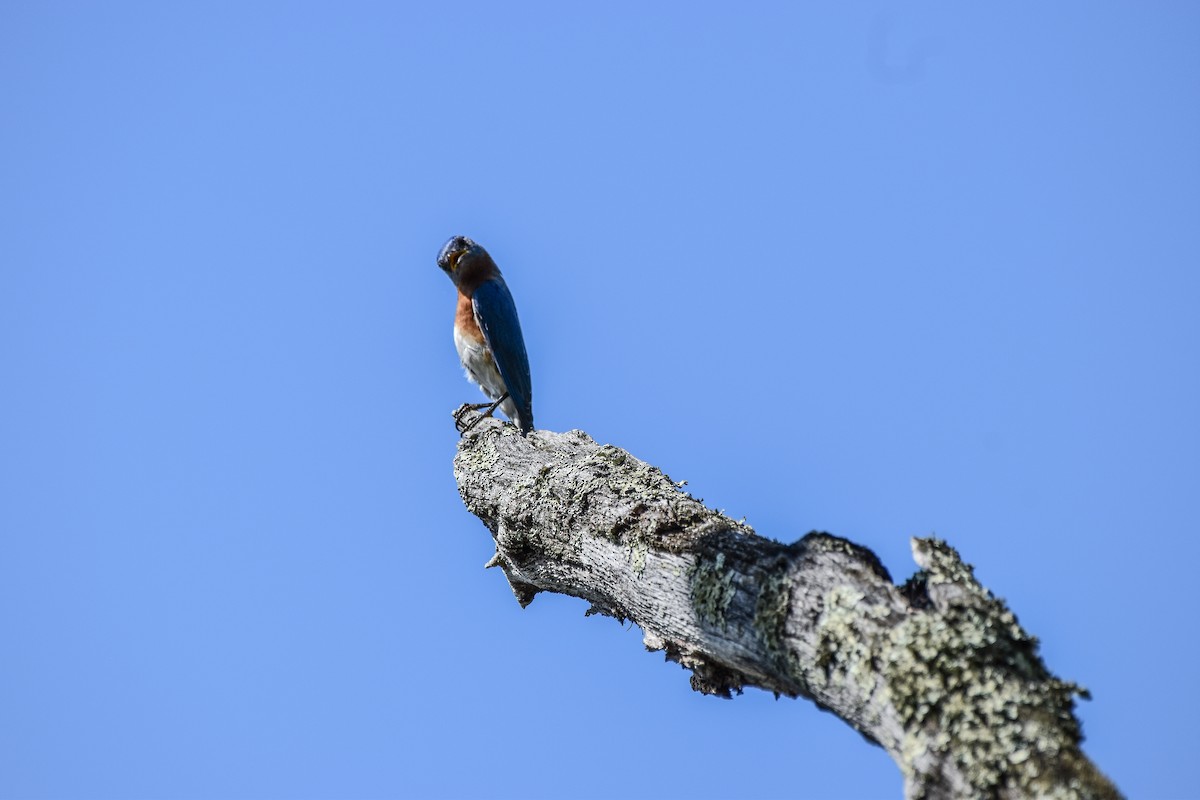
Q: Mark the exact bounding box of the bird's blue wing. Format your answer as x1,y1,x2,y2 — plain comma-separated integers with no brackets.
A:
473,277,534,432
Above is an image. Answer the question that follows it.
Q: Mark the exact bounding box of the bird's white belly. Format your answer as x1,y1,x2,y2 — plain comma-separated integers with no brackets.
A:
454,327,517,420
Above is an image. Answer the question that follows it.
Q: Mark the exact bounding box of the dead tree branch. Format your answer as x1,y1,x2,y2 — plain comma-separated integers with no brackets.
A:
450,408,1121,800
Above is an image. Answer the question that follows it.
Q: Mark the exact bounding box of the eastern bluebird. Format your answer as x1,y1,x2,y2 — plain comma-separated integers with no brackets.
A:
437,235,534,435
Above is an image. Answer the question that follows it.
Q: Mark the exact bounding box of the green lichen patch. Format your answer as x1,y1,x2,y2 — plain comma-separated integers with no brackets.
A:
690,551,737,629
753,567,796,673
628,536,649,577
812,585,890,696
884,543,1096,797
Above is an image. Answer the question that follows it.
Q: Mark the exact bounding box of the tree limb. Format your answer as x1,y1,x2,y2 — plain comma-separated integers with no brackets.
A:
450,408,1122,800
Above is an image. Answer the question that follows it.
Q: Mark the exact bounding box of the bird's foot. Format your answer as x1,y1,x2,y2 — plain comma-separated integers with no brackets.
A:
453,403,484,432
455,394,510,435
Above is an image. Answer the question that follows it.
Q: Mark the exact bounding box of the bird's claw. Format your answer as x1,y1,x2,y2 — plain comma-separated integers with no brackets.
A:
454,394,510,436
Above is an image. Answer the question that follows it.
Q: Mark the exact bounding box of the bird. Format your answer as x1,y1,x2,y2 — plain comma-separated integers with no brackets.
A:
437,235,534,435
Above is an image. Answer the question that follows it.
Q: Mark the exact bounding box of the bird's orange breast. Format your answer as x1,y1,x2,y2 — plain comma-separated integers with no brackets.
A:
454,290,485,344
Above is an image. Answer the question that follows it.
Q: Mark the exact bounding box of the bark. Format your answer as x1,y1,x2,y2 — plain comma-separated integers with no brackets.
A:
450,408,1122,800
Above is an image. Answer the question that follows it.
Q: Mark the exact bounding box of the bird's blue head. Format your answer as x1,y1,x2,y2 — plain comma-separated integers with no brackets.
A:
437,235,491,285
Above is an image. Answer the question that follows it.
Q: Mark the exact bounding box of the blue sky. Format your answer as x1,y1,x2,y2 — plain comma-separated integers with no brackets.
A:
2,3,1197,798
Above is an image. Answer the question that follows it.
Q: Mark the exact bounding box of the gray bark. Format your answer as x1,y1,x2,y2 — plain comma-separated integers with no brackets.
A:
450,408,1122,800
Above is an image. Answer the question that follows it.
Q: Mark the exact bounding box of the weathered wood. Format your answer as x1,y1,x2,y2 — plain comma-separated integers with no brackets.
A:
451,408,1122,800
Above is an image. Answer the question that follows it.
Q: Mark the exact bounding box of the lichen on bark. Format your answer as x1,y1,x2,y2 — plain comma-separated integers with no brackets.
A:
449,408,1122,800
